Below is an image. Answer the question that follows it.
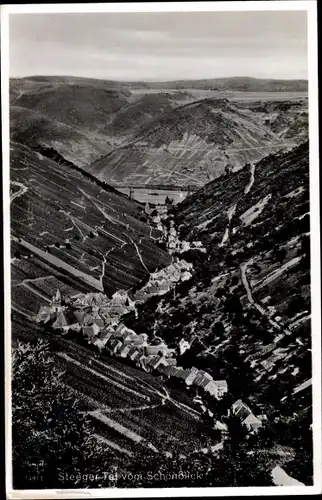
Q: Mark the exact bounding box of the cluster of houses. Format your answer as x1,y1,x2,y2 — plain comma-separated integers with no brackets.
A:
36,289,137,338
159,219,207,255
145,202,207,255
37,289,231,405
164,220,207,254
36,290,268,438
134,257,193,302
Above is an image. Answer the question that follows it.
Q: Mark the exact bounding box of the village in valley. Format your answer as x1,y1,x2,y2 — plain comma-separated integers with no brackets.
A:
36,286,266,441
32,193,309,480
34,200,264,448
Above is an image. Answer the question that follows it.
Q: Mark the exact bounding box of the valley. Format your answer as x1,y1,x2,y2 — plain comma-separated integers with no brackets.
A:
10,76,308,188
9,75,312,488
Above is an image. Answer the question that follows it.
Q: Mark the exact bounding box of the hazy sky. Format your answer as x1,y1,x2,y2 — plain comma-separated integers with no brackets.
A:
9,10,308,81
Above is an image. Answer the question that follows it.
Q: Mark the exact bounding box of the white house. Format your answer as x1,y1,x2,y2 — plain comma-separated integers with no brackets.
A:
179,338,191,355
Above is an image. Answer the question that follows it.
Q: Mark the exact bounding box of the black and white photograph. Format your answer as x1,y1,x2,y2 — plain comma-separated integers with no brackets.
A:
2,1,321,497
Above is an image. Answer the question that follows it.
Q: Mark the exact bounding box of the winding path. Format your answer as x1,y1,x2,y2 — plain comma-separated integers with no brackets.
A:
10,181,28,203
244,163,255,194
240,260,292,336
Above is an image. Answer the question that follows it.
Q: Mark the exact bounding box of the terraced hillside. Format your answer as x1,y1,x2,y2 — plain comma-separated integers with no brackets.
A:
104,93,189,139
89,97,307,187
10,77,131,166
125,141,312,482
10,141,171,328
10,76,308,187
237,99,309,143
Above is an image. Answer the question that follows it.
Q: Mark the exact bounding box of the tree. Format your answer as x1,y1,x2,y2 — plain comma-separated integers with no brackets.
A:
212,321,225,337
12,339,116,489
286,295,306,317
117,441,273,488
275,247,287,264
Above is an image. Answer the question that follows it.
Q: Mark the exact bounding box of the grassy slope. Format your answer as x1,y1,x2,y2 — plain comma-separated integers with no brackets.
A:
10,79,131,166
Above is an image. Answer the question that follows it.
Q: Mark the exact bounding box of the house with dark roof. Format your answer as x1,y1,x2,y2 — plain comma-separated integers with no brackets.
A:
230,399,262,433
128,347,142,362
146,341,169,357
92,316,106,330
147,355,168,371
82,323,100,341
52,310,79,332
114,324,136,339
93,334,112,352
231,399,252,420
73,310,86,326
242,413,262,432
109,339,123,354
192,370,213,388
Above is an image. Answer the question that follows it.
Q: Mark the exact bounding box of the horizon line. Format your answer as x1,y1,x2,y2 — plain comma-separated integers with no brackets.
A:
10,74,309,84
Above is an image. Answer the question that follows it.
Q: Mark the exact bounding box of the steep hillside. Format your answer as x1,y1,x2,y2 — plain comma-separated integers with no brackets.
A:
134,98,276,146
10,141,171,332
237,99,309,142
89,98,304,187
124,142,312,482
105,93,181,138
12,83,130,130
10,76,308,186
10,106,114,166
130,140,310,381
10,78,132,166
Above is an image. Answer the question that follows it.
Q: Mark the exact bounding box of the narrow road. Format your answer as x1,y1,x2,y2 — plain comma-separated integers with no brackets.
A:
240,261,291,334
12,235,103,292
78,187,117,225
12,275,54,288
11,90,26,105
219,203,237,247
127,235,149,272
244,163,255,194
105,403,161,414
10,181,28,203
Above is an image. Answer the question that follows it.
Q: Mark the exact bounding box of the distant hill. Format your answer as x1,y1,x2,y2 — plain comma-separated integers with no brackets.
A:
11,83,130,130
10,77,132,166
89,97,307,187
10,106,114,166
10,76,308,183
14,75,308,92
136,76,308,92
